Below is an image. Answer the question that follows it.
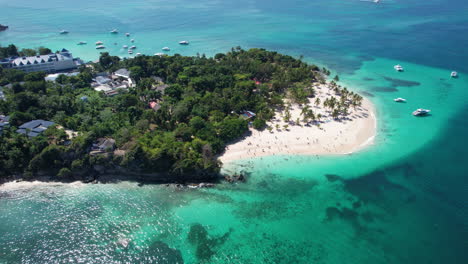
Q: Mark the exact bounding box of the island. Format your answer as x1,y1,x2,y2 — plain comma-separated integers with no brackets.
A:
0,24,8,32
0,45,375,184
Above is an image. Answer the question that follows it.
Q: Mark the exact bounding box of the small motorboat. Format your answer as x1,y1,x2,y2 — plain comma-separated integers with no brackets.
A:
394,64,404,72
394,98,406,102
96,45,106,49
179,40,189,45
125,33,130,37
59,30,69,34
77,41,87,45
130,45,136,49
451,71,458,78
412,108,431,116
110,29,118,34
123,45,128,49
162,47,170,51
96,41,103,45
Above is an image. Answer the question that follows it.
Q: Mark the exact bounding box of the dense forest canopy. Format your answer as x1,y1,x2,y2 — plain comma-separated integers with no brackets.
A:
0,46,336,181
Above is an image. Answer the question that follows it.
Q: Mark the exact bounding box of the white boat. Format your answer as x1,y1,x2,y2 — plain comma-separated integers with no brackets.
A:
128,50,133,54
451,71,458,78
110,29,118,34
59,30,69,34
130,45,136,49
96,41,103,45
374,0,380,3
162,47,170,51
96,45,106,49
130,39,135,43
77,41,87,45
154,53,165,56
412,108,430,116
394,98,406,102
179,40,189,45
125,33,130,37
123,45,128,49
394,64,404,71
136,53,142,56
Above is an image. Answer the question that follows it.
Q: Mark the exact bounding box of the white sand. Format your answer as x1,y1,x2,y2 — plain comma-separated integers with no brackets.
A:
218,84,377,164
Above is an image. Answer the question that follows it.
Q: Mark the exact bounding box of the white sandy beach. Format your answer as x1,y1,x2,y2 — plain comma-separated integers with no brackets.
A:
219,84,377,164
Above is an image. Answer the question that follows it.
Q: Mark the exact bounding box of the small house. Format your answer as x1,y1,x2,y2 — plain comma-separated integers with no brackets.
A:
92,138,116,152
16,120,55,137
240,111,256,120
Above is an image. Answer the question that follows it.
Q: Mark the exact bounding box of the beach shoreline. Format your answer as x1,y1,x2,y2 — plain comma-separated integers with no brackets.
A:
218,84,377,165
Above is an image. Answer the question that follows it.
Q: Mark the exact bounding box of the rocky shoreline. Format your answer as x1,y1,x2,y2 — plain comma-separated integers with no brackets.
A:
0,166,248,188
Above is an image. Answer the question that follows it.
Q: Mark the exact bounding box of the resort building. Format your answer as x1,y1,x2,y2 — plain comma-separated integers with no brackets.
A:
16,119,55,137
0,49,83,73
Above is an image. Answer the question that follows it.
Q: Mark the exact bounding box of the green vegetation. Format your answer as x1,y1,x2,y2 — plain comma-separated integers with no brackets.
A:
0,46,356,182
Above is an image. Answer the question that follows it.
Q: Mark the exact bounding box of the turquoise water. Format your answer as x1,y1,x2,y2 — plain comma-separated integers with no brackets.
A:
1,0,468,263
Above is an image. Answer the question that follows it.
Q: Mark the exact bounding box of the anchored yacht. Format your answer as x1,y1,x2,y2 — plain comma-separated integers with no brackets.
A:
125,33,130,37
451,71,458,78
96,45,106,49
394,64,404,71
59,30,69,34
412,108,430,116
179,40,189,45
77,41,87,45
394,98,406,102
110,29,118,34
96,41,103,45
162,47,170,51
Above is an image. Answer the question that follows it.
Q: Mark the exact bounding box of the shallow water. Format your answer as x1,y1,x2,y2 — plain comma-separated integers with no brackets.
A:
1,0,468,263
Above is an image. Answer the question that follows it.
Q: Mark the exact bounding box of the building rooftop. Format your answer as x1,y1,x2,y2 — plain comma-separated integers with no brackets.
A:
45,72,80,82
114,68,131,78
16,120,55,137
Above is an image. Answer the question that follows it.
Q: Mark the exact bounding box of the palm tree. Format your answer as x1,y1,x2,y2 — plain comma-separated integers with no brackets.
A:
315,97,321,107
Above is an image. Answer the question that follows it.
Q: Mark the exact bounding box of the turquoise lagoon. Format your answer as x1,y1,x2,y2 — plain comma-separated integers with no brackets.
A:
1,0,467,263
